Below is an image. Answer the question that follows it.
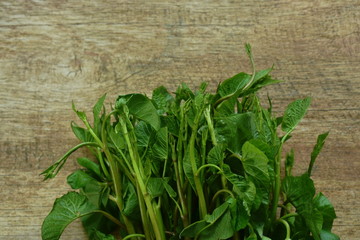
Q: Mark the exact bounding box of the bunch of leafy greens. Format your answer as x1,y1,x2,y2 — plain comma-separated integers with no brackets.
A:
41,44,339,240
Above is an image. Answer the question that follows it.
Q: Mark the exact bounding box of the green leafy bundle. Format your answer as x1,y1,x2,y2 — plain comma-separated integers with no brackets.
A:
41,44,339,240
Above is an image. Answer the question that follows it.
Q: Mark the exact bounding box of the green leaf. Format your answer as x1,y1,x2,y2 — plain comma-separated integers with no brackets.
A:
108,125,126,150
198,210,233,240
256,108,278,145
93,94,106,128
223,165,256,214
241,141,270,206
313,193,336,231
205,201,229,223
242,142,270,188
81,211,118,239
82,181,105,208
135,121,156,148
227,197,250,231
72,101,88,123
99,186,111,207
42,192,97,240
320,230,340,240
91,229,116,240
162,114,179,137
116,94,161,131
180,202,234,240
281,97,311,137
248,139,277,161
308,132,329,176
207,144,226,165
303,207,323,240
217,72,252,98
239,74,281,97
135,122,168,166
175,82,195,103
123,182,139,219
246,231,258,240
67,170,98,189
183,147,200,191
254,68,273,81
282,174,315,208
163,179,177,198
77,157,101,177
214,96,237,117
71,122,93,142
282,174,325,239
152,86,174,114
251,205,270,239
179,220,208,238
152,127,168,160
216,63,277,104
215,112,259,154
147,177,165,198
93,94,106,118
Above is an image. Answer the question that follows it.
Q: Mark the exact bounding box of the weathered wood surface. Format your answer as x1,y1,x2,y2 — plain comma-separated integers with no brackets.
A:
0,0,359,239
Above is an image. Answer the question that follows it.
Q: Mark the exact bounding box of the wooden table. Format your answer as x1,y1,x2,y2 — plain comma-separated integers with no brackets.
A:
1,1,359,239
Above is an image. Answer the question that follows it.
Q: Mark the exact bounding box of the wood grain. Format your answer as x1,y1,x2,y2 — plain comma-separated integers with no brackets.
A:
1,0,359,239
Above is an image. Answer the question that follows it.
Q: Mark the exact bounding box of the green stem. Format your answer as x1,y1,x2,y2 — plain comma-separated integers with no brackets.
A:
281,212,298,220
105,148,136,235
186,185,193,222
41,142,100,179
204,106,228,189
113,154,135,184
204,106,217,146
270,144,283,226
136,183,152,240
243,43,256,91
211,189,235,202
77,111,111,179
123,234,146,240
189,123,207,218
196,164,222,177
100,111,136,235
277,218,291,240
111,134,135,176
90,210,126,229
171,136,189,228
96,148,111,180
120,116,166,240
177,104,186,187
82,119,104,149
211,189,235,209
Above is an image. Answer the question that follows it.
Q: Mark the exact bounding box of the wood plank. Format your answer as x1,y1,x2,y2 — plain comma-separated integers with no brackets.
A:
1,0,359,239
